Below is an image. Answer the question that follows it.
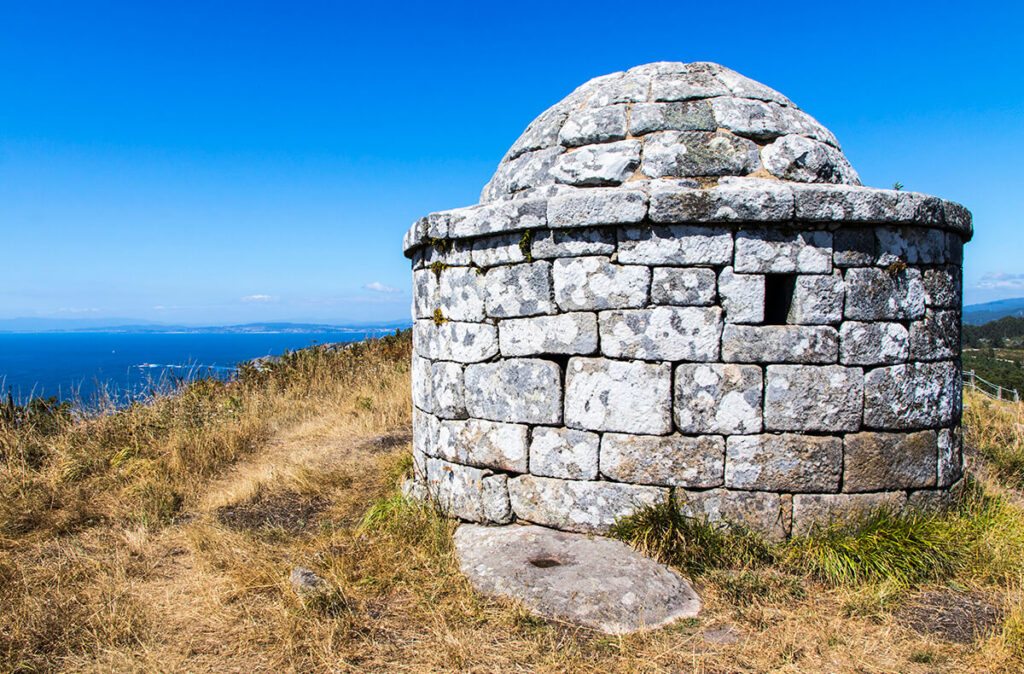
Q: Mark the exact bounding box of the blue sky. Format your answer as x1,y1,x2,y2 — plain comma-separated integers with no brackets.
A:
1,0,1021,325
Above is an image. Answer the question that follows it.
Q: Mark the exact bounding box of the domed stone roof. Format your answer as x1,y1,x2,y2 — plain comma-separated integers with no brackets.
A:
481,62,860,204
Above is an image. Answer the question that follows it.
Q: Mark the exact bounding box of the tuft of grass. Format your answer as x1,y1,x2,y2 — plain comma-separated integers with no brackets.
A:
783,507,966,586
359,491,455,559
609,493,773,575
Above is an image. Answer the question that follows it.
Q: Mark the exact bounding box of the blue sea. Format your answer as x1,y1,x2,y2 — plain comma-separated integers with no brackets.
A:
0,331,395,406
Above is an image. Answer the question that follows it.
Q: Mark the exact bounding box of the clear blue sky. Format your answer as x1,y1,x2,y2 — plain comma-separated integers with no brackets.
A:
1,0,1021,325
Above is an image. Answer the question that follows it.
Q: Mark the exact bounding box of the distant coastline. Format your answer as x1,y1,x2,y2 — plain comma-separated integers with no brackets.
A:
0,319,412,335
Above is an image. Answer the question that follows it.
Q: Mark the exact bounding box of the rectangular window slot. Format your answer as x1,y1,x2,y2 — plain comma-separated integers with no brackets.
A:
763,274,797,325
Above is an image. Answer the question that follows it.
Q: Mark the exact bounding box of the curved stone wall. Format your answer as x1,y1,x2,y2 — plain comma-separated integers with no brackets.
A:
405,180,968,539
403,62,971,539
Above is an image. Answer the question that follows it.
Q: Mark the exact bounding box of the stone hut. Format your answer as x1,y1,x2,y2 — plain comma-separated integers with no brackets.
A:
402,62,971,539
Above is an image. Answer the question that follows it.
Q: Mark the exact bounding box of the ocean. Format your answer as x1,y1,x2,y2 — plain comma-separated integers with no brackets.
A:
0,331,398,406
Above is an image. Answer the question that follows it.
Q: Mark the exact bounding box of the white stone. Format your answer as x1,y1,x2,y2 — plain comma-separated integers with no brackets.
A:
413,407,441,458
532,227,616,258
937,427,963,488
558,105,629,147
438,266,486,322
839,321,909,366
547,188,648,228
875,226,948,265
480,148,562,202
436,418,529,473
412,268,440,319
564,358,672,434
484,261,555,318
722,325,839,364
411,354,433,412
734,229,833,273
426,457,512,524
909,309,960,361
598,306,722,361
792,492,907,536
550,140,642,186
430,360,466,419
464,359,562,424
641,130,760,178
413,320,498,363
789,271,844,324
471,232,529,267
761,134,860,185
650,267,717,305
863,361,959,430
498,312,598,357
764,364,864,432
718,268,764,323
618,224,733,265
792,184,897,221
508,474,667,533
601,433,725,488
553,256,650,311
629,101,715,135
725,434,842,492
529,427,599,480
678,489,790,541
843,267,926,320
674,363,762,434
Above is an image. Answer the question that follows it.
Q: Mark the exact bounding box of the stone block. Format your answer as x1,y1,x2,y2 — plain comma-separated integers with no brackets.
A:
529,427,599,480
839,321,909,366
650,267,717,306
547,188,648,228
413,406,441,458
629,101,716,135
553,256,650,311
674,363,762,434
648,177,796,224
599,306,722,361
484,261,555,318
532,227,616,259
438,266,486,322
734,229,832,274
909,309,960,361
922,266,962,309
651,67,730,101
895,191,946,225
718,268,764,324
411,354,433,412
508,474,667,534
618,224,733,265
715,66,795,107
832,228,876,267
412,268,439,319
583,73,650,108
559,105,629,147
789,271,844,324
413,320,498,363
678,489,790,541
426,457,512,524
843,431,937,492
498,312,598,357
452,199,548,238
436,418,529,473
792,492,907,536
943,201,973,234
471,232,529,267
863,361,959,430
761,134,860,185
907,488,955,513
709,97,787,141
480,148,561,202
503,105,567,162
875,226,948,265
464,359,562,425
431,361,466,419
564,357,672,434
722,325,839,364
725,434,842,492
601,433,725,488
843,267,926,320
550,139,641,187
764,364,863,432
642,130,761,178
937,426,964,488
792,184,897,221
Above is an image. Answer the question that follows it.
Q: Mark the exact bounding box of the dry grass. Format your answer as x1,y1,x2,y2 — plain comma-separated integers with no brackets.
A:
1,342,1023,672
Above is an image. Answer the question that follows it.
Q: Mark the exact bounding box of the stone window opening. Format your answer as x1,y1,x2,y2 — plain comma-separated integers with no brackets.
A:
763,274,798,325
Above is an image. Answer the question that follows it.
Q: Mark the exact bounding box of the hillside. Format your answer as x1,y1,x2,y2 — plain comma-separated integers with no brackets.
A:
964,298,1024,326
1,331,1022,671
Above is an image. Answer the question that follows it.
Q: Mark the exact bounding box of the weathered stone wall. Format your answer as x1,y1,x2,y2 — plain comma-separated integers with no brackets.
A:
405,179,969,539
403,62,971,539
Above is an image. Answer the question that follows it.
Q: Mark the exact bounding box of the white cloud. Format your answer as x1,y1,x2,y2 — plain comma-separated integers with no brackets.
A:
362,282,400,294
974,272,1024,290
241,294,279,303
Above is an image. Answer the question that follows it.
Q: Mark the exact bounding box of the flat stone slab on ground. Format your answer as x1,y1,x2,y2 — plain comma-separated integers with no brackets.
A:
453,524,700,635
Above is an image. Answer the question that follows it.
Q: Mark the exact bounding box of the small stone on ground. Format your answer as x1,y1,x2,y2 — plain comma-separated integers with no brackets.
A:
290,567,327,594
453,523,701,634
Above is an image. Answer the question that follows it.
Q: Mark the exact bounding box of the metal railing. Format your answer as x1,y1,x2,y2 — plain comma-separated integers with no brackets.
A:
964,369,1020,403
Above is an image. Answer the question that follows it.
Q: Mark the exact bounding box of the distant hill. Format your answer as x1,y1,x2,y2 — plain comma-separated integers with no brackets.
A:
0,318,411,334
964,297,1024,325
